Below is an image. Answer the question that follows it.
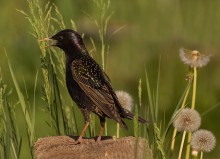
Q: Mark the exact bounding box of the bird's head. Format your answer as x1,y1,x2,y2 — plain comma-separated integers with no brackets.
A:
39,29,86,53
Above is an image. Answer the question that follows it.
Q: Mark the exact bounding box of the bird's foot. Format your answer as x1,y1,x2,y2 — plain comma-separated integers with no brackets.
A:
69,136,96,145
96,135,102,142
69,136,83,145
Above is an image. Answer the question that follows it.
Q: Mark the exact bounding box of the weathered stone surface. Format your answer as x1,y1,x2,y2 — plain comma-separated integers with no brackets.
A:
34,136,152,159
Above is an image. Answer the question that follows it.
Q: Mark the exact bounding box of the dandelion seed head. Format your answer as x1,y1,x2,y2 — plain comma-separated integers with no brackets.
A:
191,129,216,152
115,90,133,112
179,48,211,68
173,108,201,132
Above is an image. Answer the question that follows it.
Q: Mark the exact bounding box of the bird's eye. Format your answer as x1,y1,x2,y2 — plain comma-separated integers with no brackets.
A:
58,36,63,41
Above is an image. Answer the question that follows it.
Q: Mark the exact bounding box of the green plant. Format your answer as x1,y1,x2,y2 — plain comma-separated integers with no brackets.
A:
0,1,219,159
0,68,22,159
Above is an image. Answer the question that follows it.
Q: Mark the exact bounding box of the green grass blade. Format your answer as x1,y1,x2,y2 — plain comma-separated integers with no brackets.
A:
145,69,155,122
134,104,139,159
5,100,11,159
138,79,142,108
11,138,18,159
32,70,38,136
201,102,220,116
162,82,191,141
6,52,35,144
155,56,161,122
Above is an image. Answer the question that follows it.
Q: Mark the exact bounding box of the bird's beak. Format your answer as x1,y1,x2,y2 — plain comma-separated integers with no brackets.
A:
38,37,57,48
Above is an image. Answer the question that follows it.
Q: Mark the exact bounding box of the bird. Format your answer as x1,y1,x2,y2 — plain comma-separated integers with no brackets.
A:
39,29,147,144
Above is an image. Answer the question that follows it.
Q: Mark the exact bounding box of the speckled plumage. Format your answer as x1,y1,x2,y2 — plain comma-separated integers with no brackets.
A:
44,29,147,143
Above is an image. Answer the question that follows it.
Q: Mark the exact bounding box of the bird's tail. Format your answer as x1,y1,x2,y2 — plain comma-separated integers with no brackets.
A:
122,108,148,124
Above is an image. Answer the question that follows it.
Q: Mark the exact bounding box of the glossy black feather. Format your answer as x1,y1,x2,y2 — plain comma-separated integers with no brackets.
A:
71,57,127,126
50,29,147,130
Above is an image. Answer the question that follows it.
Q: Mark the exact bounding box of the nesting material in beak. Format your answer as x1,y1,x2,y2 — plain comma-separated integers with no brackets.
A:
38,37,51,42
38,37,57,48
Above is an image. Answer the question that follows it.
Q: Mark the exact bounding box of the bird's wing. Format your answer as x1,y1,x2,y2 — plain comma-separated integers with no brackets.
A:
71,58,125,126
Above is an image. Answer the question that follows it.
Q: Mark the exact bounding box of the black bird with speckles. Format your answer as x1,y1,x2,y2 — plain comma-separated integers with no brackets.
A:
40,29,147,144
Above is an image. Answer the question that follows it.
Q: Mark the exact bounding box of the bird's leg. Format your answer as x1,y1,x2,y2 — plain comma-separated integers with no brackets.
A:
73,108,90,144
74,121,89,144
97,117,105,141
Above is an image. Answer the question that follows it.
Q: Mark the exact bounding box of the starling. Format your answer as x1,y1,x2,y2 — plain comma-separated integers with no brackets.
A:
39,29,147,144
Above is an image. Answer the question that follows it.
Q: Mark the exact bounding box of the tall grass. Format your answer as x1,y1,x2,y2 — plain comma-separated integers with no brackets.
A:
13,0,115,157
17,0,79,137
0,67,22,158
0,0,218,159
144,60,193,159
7,54,37,157
2,0,80,158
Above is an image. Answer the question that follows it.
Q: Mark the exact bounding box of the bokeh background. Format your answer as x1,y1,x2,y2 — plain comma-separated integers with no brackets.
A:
1,0,220,158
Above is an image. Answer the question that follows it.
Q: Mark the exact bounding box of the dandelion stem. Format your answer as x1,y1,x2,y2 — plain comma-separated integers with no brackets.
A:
171,128,177,151
200,151,203,159
116,123,119,138
191,66,197,110
178,131,187,159
105,123,108,136
101,40,105,70
186,66,197,159
171,81,191,156
185,133,192,159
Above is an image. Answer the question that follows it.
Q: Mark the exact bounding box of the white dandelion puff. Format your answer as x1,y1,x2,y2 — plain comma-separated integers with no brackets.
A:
179,48,211,68
191,129,216,152
173,108,201,132
115,90,133,112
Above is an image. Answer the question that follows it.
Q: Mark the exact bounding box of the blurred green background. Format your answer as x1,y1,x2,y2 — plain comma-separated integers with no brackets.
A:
1,0,220,158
